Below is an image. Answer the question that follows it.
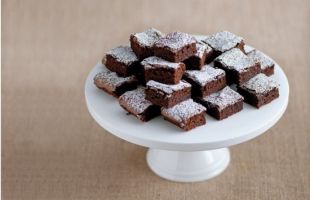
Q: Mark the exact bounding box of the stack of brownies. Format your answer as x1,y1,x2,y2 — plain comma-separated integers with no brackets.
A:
94,28,279,131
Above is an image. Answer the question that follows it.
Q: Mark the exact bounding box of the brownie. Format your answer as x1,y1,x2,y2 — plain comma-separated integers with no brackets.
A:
145,80,191,108
119,88,160,122
161,99,206,131
196,86,244,120
103,45,140,77
94,67,138,97
133,63,146,85
153,32,197,62
243,44,255,55
183,65,226,97
130,28,164,59
183,41,213,70
248,50,275,76
214,48,260,85
142,56,185,84
204,31,245,59
237,74,279,108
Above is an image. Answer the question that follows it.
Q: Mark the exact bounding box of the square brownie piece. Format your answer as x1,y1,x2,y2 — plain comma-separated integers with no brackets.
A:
183,41,213,70
248,50,275,76
153,32,197,62
130,28,164,59
103,45,140,77
183,65,226,97
237,74,279,108
94,67,138,97
214,48,260,85
204,31,244,59
196,86,244,120
142,56,185,84
145,80,191,108
161,99,206,131
119,88,160,122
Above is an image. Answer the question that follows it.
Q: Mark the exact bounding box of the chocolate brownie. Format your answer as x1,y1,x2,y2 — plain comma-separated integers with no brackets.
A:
196,86,244,120
248,50,274,76
103,45,140,77
142,56,185,84
237,74,279,108
214,48,260,85
130,28,164,59
119,88,160,122
145,80,191,108
161,99,206,131
243,44,255,54
153,32,197,62
204,31,245,59
183,65,226,97
183,41,213,70
94,67,138,97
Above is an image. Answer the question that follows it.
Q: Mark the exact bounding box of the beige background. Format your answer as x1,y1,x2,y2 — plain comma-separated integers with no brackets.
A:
2,0,310,199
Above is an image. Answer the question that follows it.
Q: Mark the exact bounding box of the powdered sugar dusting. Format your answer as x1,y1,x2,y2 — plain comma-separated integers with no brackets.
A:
205,31,243,52
132,28,164,47
215,48,257,72
94,67,136,91
119,87,153,115
161,99,206,123
106,46,138,65
241,74,279,94
244,45,255,54
248,50,274,70
146,80,191,95
141,56,182,70
203,86,244,110
192,35,209,41
154,32,196,51
184,66,225,86
195,41,212,58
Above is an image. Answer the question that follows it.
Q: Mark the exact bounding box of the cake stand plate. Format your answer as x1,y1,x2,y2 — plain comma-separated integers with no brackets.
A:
85,47,289,182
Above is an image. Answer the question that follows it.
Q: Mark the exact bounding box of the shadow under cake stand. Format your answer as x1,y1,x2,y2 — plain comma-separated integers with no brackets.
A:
85,50,289,182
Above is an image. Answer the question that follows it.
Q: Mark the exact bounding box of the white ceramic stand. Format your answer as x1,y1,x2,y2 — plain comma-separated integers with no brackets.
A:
147,148,230,182
85,48,289,182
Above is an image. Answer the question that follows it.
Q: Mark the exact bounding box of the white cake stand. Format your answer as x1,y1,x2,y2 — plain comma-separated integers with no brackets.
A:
85,50,289,182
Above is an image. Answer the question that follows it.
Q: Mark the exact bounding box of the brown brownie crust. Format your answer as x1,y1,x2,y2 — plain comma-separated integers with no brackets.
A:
163,112,206,131
183,66,226,97
142,56,185,84
237,87,279,108
153,43,197,62
130,35,152,59
261,65,274,76
214,48,260,85
153,32,197,62
161,99,206,131
145,86,191,108
144,64,185,84
196,86,244,120
204,100,243,120
118,88,160,121
103,46,139,77
129,28,163,59
94,69,138,97
236,74,279,108
183,41,213,70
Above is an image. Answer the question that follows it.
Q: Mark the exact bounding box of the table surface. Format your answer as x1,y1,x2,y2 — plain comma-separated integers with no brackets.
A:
2,0,310,199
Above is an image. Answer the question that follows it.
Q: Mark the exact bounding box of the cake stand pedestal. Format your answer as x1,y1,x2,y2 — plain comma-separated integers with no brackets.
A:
85,53,289,182
146,148,230,182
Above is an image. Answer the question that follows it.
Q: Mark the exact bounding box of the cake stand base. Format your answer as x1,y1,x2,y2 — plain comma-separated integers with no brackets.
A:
146,148,230,182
